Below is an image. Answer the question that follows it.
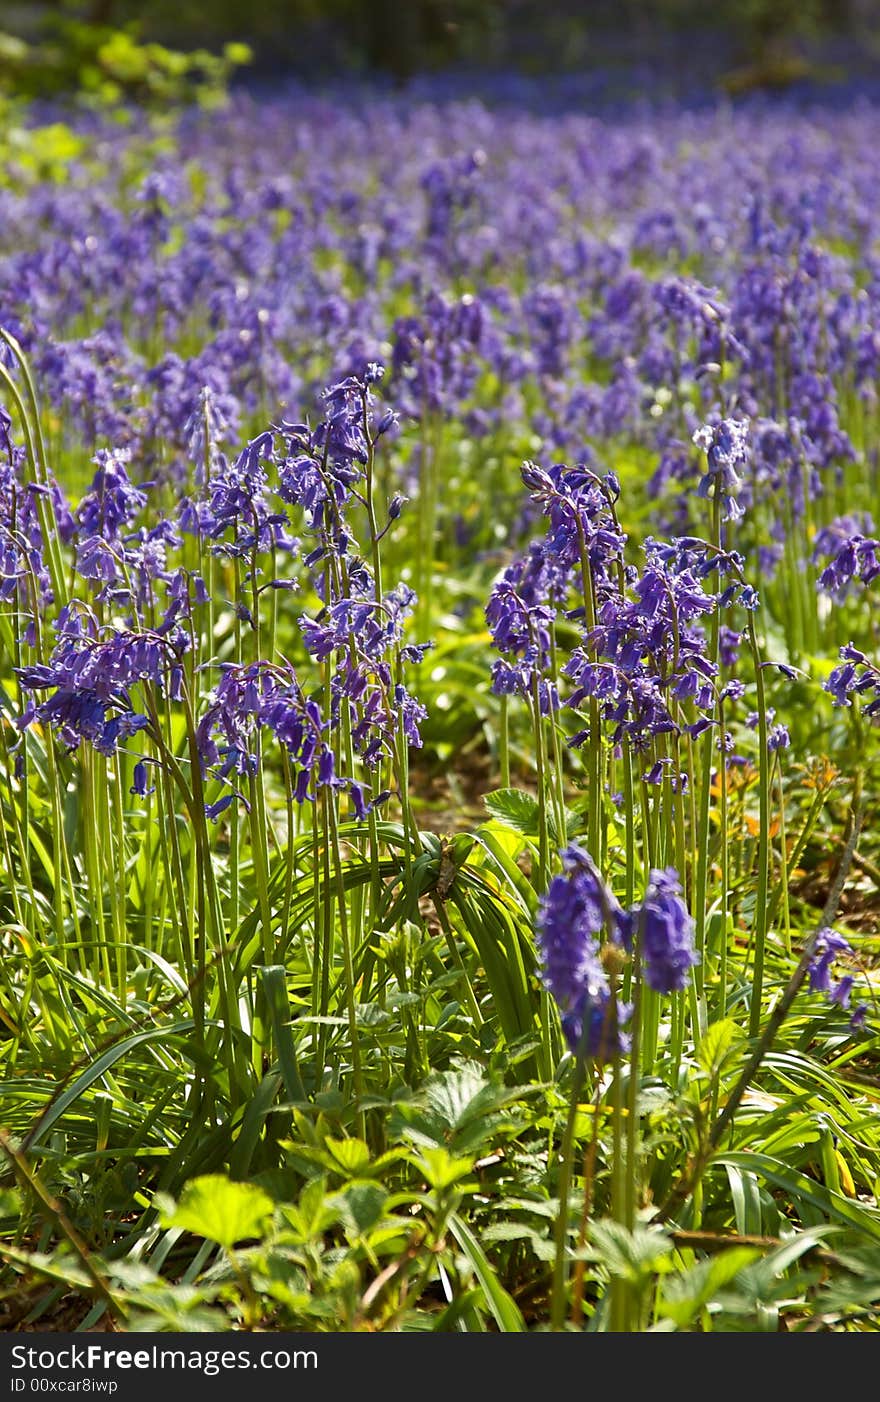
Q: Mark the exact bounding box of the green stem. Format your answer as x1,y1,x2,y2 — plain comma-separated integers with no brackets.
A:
550,1055,586,1330
745,617,771,1039
325,789,364,1126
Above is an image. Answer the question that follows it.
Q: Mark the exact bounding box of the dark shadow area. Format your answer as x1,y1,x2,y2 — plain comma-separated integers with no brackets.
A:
2,0,880,104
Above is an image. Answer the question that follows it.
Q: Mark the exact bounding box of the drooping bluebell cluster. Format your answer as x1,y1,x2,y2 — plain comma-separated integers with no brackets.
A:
692,417,750,523
486,462,626,714
486,555,559,714
2,356,426,828
277,366,427,798
535,844,631,1060
17,610,167,754
565,541,720,753
195,659,383,817
0,402,69,630
814,518,880,599
489,441,778,793
825,643,880,718
627,868,699,994
537,845,700,1056
180,429,296,565
807,928,867,1028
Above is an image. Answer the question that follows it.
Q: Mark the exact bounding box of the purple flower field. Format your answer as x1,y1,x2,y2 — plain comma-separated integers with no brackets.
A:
1,75,880,1333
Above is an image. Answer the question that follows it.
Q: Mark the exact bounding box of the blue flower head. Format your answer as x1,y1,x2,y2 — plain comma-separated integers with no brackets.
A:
535,845,629,1061
693,418,750,522
633,868,698,994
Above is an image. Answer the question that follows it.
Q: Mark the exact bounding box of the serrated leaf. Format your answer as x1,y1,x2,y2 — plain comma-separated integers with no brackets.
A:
392,1061,534,1154
325,1137,372,1176
411,1146,476,1190
161,1174,273,1250
280,1175,340,1243
482,1221,555,1261
586,1219,673,1282
336,1182,389,1236
697,1018,741,1080
483,788,541,835
659,1247,762,1326
483,786,575,845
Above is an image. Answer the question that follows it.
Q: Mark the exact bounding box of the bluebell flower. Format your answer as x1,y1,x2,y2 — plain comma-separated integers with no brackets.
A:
808,929,852,995
76,449,148,539
632,868,698,994
562,990,633,1062
829,975,854,1010
130,760,154,797
767,723,790,751
826,645,880,716
17,625,171,753
693,418,750,522
535,844,630,1060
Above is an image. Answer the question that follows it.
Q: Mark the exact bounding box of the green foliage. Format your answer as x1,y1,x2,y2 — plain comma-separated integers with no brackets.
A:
0,18,250,107
158,1175,274,1250
0,107,85,186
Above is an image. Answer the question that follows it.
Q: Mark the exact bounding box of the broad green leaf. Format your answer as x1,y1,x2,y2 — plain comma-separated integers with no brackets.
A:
161,1174,273,1250
659,1247,762,1327
337,1182,389,1237
325,1137,372,1176
391,1061,535,1154
411,1146,476,1191
482,1221,555,1262
483,788,541,836
280,1176,340,1243
698,1019,741,1080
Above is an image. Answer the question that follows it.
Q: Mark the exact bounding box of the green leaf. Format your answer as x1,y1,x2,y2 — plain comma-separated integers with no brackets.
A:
391,1061,535,1154
482,1220,555,1262
726,1228,833,1306
411,1146,476,1191
26,1020,201,1150
280,1176,340,1243
726,1165,764,1237
447,1212,526,1332
161,1174,273,1250
483,788,541,836
257,965,306,1104
325,1137,372,1176
0,1245,93,1292
697,1019,742,1080
0,1186,22,1218
659,1247,762,1328
483,787,576,845
716,1152,880,1240
585,1219,673,1284
337,1182,389,1237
